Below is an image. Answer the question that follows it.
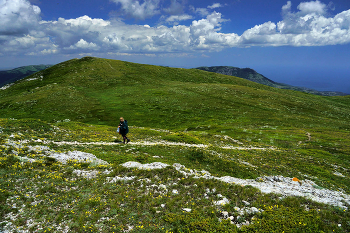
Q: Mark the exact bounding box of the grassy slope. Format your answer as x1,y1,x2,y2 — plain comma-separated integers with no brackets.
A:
0,56,349,152
0,56,349,175
0,57,349,128
1,57,350,232
0,65,52,87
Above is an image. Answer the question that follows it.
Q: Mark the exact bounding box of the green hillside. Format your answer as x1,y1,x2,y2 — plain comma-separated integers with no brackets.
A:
1,57,349,129
0,64,52,87
1,57,349,232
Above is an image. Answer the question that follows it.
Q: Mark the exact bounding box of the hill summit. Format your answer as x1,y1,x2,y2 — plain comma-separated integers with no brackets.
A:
0,56,349,131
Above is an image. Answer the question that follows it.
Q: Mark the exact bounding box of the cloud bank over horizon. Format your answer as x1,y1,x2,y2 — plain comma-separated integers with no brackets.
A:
1,0,350,57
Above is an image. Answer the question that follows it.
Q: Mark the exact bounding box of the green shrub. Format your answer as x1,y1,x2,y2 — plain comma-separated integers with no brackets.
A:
187,149,206,162
164,211,238,232
135,154,150,163
241,205,327,232
0,155,20,168
44,156,57,166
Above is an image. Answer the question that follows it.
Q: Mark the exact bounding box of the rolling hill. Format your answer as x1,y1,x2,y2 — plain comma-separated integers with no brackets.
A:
0,64,52,88
0,56,349,130
196,66,348,96
1,57,349,232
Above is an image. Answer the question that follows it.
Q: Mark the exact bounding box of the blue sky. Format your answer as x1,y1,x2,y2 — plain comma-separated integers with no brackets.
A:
1,0,350,93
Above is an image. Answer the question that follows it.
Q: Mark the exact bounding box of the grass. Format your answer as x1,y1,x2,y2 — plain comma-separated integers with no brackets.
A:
0,118,349,232
0,57,349,131
0,57,349,232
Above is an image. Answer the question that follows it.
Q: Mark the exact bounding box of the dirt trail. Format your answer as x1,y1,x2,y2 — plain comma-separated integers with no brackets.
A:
42,139,273,150
104,61,116,70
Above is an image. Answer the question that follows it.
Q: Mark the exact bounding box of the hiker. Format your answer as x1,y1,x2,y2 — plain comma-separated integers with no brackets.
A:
118,117,130,144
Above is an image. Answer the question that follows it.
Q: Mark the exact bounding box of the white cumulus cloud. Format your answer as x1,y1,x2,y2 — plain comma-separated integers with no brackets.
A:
166,14,193,22
111,0,161,20
239,1,350,47
0,0,41,35
66,39,100,51
41,15,110,48
0,0,350,57
297,0,328,15
282,1,292,15
208,3,223,9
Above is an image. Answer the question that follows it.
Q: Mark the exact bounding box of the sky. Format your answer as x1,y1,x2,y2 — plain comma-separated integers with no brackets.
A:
1,0,350,93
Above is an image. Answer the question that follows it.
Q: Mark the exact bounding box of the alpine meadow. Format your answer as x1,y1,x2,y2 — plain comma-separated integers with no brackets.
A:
1,57,350,232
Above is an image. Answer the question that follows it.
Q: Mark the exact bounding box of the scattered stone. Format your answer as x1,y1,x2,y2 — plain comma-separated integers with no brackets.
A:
124,225,134,232
334,172,345,177
122,161,350,209
122,161,169,170
17,156,36,163
245,207,260,215
182,208,192,212
217,175,350,209
27,145,52,153
49,151,108,165
107,176,136,183
250,207,259,214
5,135,350,210
221,211,229,218
73,170,99,179
242,200,250,206
215,197,230,206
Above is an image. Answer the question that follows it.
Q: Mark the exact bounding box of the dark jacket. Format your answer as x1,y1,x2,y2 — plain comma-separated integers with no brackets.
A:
119,120,129,135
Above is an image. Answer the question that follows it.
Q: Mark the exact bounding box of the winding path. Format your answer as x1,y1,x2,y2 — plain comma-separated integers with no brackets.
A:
39,139,274,150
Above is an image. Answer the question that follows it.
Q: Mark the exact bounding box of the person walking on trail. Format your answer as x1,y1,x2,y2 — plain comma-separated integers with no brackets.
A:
118,117,130,144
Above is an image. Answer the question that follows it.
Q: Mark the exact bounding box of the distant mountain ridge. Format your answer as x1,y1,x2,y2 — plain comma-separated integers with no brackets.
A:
195,66,348,96
0,65,52,87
